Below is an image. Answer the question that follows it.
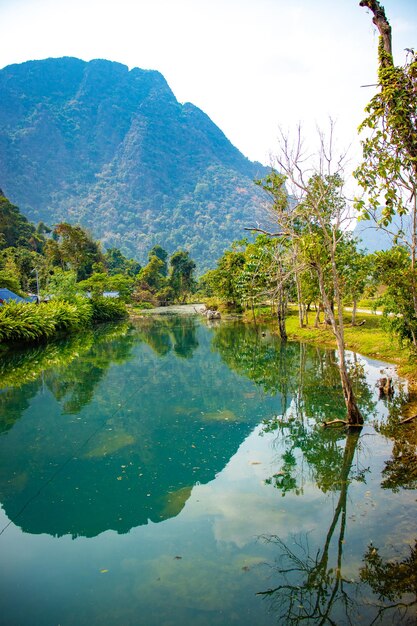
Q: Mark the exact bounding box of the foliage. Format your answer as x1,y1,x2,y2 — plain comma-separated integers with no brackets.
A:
0,58,268,273
0,246,47,293
45,222,104,281
169,250,196,303
0,299,90,343
0,270,24,295
355,4,417,347
200,244,246,308
104,247,141,277
0,296,126,345
148,245,168,276
0,194,42,251
137,256,166,291
46,269,79,300
371,246,417,344
354,42,417,227
90,296,128,322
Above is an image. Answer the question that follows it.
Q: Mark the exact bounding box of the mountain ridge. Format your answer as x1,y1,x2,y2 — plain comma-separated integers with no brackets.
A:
0,57,268,270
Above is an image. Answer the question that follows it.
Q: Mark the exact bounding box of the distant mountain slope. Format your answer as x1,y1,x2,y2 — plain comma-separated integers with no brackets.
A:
0,57,269,271
353,211,411,253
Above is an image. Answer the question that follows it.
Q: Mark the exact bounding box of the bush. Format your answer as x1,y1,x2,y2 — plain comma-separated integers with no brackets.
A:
132,301,155,310
0,296,126,345
0,301,56,342
90,296,128,322
43,298,93,331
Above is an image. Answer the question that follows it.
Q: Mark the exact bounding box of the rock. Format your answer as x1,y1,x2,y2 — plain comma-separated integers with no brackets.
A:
378,377,394,397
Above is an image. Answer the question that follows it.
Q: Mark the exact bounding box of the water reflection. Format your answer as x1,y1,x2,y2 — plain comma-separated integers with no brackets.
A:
256,421,417,626
374,393,417,492
211,324,417,625
257,431,362,624
135,315,199,358
0,318,279,538
0,317,416,626
360,540,417,622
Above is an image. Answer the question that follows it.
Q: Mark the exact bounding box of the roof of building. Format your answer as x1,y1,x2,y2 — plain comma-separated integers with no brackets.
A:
0,288,27,303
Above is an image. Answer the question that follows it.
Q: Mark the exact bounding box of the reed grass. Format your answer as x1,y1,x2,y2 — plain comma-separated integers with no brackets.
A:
0,296,127,345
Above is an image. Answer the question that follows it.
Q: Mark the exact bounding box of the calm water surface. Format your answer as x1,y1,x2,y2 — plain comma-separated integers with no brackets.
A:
0,317,416,625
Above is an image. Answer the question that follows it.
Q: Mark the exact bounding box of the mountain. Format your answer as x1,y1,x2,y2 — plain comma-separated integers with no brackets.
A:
353,210,410,253
0,57,269,271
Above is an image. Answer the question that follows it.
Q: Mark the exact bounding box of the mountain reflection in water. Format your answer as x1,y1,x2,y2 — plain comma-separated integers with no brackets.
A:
0,316,416,626
0,318,279,537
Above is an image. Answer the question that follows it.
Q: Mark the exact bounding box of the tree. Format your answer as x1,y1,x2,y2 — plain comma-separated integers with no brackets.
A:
0,270,23,295
201,244,246,309
238,235,294,338
104,247,141,277
336,235,372,326
0,246,48,293
45,223,104,281
0,194,41,251
169,250,196,303
137,256,166,291
355,1,417,342
148,245,168,277
256,125,363,426
371,246,417,344
46,269,79,300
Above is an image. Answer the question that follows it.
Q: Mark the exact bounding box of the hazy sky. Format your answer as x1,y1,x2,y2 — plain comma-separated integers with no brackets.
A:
0,0,416,164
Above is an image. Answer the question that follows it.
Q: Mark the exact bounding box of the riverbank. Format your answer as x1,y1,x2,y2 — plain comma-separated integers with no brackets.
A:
130,303,415,377
249,306,417,420
128,302,417,417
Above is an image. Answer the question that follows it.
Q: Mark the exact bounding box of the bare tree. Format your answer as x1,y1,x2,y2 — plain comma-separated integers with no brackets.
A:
255,124,363,426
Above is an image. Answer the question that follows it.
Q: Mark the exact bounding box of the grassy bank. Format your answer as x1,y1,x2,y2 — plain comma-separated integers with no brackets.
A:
244,306,417,386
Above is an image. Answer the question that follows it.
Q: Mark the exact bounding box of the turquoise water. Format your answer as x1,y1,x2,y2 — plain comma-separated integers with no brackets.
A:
0,317,415,625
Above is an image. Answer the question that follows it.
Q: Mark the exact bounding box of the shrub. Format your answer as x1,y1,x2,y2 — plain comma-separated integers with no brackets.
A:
0,295,126,345
90,296,128,322
0,301,56,342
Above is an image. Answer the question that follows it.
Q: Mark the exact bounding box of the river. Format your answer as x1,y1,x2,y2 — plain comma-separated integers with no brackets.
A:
0,316,415,625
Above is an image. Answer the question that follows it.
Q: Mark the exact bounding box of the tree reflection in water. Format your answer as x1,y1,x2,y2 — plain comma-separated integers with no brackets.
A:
257,431,361,625
210,322,417,624
360,541,417,624
133,315,199,359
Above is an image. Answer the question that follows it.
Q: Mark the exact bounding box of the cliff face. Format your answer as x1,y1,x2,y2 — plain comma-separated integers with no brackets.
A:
0,57,268,270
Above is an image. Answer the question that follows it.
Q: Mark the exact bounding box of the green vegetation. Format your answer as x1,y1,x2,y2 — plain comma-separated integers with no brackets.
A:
196,3,417,423
0,297,127,345
0,58,267,272
0,191,198,345
355,1,417,348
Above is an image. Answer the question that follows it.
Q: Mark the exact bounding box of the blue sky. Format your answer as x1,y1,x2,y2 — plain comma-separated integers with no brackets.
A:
0,0,416,164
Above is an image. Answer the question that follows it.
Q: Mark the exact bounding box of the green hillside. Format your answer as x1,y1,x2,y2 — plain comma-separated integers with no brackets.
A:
0,57,268,271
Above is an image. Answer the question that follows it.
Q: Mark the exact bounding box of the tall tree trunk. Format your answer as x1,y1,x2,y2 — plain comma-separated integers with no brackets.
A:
359,0,392,60
296,274,305,327
250,298,259,332
316,267,364,426
335,333,364,426
351,297,357,326
277,286,288,342
314,303,321,328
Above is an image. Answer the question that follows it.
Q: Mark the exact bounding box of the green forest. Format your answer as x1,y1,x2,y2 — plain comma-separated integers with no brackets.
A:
1,0,416,427
0,190,197,343
1,2,417,625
